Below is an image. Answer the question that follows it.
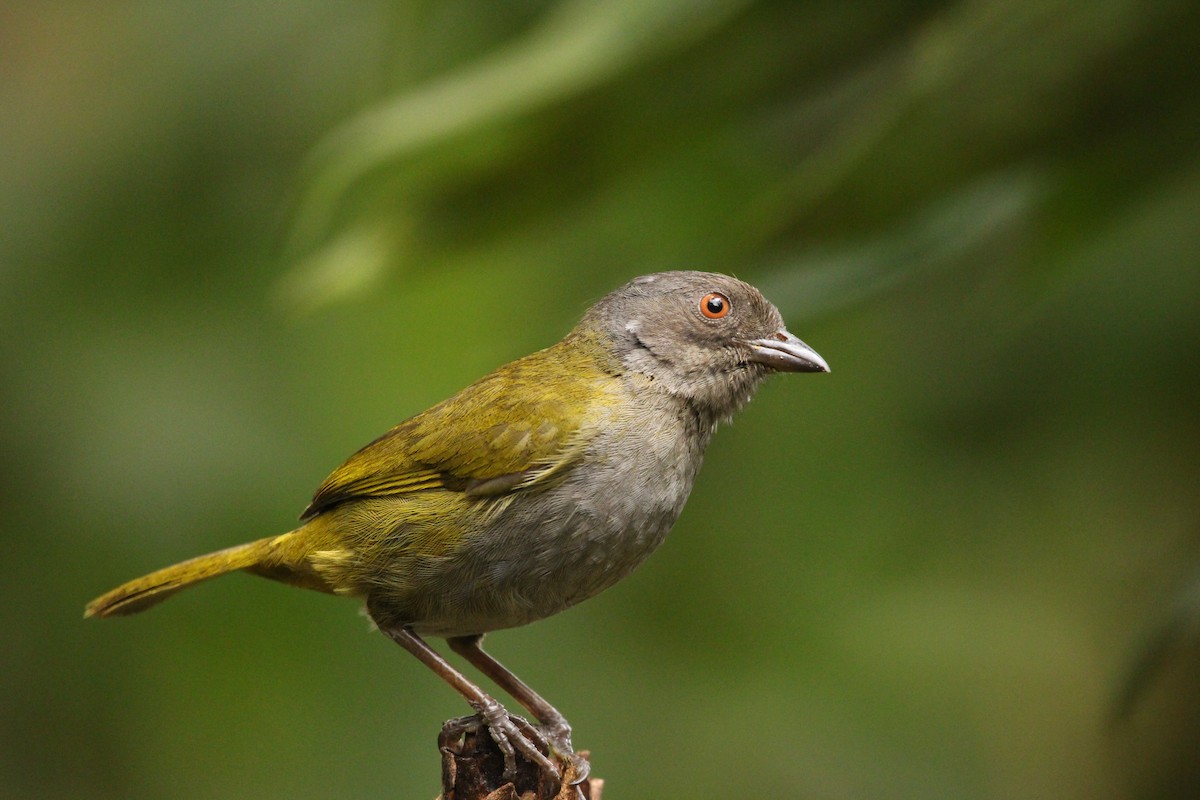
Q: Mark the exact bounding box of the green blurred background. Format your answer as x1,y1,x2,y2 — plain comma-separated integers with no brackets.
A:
4,2,1199,798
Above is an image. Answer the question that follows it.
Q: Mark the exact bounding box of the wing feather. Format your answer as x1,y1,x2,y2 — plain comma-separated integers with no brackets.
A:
300,337,621,519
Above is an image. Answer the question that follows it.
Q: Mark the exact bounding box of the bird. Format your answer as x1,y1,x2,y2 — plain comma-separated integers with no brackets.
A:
85,270,829,786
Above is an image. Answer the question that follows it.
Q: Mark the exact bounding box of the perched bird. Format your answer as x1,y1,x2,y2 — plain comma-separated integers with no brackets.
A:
86,271,829,785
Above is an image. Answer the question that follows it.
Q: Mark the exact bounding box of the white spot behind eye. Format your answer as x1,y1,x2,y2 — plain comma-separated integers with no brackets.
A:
625,320,641,335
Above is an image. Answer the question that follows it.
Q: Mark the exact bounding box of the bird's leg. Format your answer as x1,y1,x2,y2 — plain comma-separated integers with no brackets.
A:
447,634,573,744
448,634,590,784
373,621,559,783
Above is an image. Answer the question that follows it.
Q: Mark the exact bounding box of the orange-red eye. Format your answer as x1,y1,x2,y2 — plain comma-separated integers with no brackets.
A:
700,292,730,319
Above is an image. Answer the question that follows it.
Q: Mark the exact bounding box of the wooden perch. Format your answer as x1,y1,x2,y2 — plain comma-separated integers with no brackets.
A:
436,719,602,800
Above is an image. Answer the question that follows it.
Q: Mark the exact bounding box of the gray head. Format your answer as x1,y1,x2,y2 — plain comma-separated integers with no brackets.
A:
580,271,829,420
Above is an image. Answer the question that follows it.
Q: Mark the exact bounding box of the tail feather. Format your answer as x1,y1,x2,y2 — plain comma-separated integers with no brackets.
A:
85,537,277,618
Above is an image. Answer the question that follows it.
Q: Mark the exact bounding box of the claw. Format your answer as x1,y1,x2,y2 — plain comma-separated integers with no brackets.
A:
562,750,591,785
536,724,588,785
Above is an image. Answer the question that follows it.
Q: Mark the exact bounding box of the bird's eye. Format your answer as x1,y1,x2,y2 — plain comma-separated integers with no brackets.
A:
700,292,731,319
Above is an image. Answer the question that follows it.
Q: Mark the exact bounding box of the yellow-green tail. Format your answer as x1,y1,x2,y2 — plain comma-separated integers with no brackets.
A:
86,537,280,618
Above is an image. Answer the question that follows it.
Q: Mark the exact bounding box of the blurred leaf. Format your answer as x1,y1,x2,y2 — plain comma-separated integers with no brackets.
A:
287,0,752,257
759,169,1044,321
272,218,405,314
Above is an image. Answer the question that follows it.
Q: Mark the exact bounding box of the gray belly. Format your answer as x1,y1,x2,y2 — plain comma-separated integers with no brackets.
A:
406,404,711,637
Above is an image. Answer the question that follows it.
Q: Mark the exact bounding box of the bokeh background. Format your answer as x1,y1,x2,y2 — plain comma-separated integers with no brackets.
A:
4,2,1199,798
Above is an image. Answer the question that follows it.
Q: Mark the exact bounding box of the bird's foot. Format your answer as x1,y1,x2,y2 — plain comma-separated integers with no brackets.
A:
442,699,558,783
440,714,598,799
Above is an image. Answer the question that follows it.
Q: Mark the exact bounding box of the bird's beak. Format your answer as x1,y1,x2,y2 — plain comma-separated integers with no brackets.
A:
745,330,830,373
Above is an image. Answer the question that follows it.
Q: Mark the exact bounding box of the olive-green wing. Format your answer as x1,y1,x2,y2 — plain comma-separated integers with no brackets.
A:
300,343,620,519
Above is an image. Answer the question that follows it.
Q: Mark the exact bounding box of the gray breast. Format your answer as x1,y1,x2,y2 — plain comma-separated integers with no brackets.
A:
415,389,714,637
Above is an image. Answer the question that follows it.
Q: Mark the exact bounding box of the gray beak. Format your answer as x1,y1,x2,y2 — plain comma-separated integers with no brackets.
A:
745,330,830,373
